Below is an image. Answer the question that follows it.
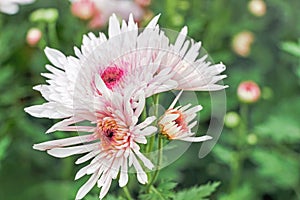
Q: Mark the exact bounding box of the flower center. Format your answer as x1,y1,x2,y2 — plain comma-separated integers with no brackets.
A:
100,66,124,89
97,117,129,150
170,110,188,131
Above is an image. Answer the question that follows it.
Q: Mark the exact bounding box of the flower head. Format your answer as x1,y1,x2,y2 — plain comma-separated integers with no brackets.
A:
158,90,212,142
24,13,227,199
237,81,261,103
0,0,35,15
33,86,156,199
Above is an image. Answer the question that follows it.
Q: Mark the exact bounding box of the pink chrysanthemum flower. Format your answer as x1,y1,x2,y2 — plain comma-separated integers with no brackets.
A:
0,0,35,14
33,82,156,199
158,91,212,142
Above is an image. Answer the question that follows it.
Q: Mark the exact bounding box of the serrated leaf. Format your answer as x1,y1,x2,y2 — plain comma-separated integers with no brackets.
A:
255,97,300,143
174,182,220,200
251,148,299,188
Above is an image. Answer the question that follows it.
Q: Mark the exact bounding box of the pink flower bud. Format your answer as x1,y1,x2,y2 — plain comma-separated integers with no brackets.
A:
248,0,266,17
71,0,96,20
237,81,261,103
232,31,255,57
26,28,42,47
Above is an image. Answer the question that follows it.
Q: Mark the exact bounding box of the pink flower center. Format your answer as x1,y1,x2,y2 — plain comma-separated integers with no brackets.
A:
170,110,188,131
100,66,124,90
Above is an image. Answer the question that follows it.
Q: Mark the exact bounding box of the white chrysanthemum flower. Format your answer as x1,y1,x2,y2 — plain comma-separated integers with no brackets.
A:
33,83,156,199
158,91,212,142
0,0,35,15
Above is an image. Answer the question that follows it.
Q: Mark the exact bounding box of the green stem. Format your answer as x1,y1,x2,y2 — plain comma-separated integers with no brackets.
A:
48,22,59,48
146,94,160,153
122,185,133,200
150,185,167,200
230,103,249,192
147,134,163,192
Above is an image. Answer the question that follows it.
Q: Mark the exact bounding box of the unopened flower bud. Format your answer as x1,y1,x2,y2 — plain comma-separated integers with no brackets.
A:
71,0,96,20
247,133,258,145
248,0,266,17
232,31,255,57
26,28,42,47
224,112,240,128
237,81,261,103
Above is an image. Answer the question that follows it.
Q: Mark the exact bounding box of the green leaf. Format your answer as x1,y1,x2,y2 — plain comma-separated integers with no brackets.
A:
251,148,300,188
218,184,254,200
281,41,300,57
174,182,220,200
255,97,300,143
0,136,11,163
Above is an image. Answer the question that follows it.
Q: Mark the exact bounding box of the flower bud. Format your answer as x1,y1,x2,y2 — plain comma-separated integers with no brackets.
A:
247,133,258,145
30,8,59,23
224,112,240,128
26,28,42,47
232,31,255,57
71,0,96,20
237,81,261,103
248,0,266,17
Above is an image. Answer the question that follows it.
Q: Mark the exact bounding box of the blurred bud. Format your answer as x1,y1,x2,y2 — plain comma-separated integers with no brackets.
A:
237,81,261,103
247,133,258,145
30,8,59,23
71,0,96,20
135,0,151,7
224,112,240,128
248,0,266,17
232,31,255,57
26,28,42,47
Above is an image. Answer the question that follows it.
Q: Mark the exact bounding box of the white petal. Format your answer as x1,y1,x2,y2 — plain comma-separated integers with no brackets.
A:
44,47,66,70
179,135,212,142
76,171,100,200
33,135,94,151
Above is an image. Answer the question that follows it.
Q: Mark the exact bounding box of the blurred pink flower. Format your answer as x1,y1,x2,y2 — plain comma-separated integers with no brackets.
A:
71,0,97,20
26,27,42,47
70,0,144,29
158,90,212,142
0,0,35,14
135,0,151,7
237,81,261,103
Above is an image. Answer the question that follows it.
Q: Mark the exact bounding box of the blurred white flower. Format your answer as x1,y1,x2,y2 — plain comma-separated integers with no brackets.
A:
232,31,255,57
248,0,266,17
158,90,212,142
0,0,35,15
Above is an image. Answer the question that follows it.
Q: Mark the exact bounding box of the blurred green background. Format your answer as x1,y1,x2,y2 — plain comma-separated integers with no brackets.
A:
0,0,300,199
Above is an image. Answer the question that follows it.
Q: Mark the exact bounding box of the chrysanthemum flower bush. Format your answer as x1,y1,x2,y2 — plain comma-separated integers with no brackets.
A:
25,13,227,199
